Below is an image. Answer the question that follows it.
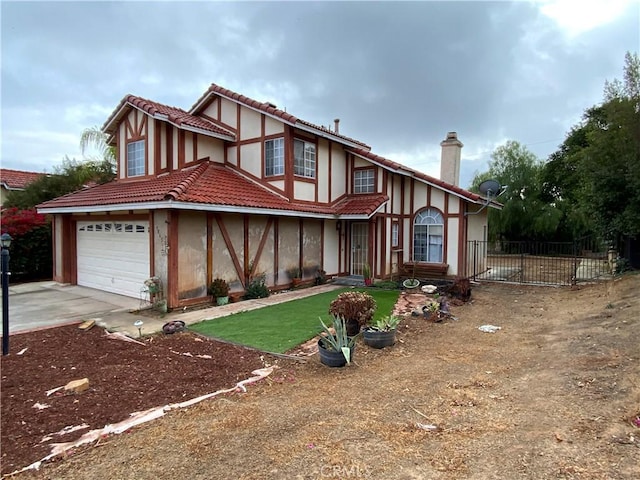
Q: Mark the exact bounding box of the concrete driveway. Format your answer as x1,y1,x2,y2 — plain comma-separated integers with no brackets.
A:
3,281,142,334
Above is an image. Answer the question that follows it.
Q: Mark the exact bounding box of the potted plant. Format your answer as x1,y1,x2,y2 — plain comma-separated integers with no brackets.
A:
422,300,441,322
329,291,376,336
286,265,302,288
363,263,372,286
363,314,401,349
144,277,161,295
318,315,356,367
208,278,230,306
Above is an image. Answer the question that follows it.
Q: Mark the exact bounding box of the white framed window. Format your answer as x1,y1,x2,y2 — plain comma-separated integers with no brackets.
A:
294,139,316,178
265,138,284,176
354,169,375,193
413,208,444,263
126,140,145,177
391,222,399,248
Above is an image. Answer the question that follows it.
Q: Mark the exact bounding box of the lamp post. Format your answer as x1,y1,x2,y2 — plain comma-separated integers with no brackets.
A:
1,233,12,356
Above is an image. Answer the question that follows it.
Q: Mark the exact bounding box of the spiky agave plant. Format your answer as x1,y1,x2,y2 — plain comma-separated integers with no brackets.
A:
319,315,356,364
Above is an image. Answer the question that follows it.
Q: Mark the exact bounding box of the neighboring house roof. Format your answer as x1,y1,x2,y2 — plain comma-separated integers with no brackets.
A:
37,161,388,219
0,169,44,190
102,95,236,142
190,83,371,150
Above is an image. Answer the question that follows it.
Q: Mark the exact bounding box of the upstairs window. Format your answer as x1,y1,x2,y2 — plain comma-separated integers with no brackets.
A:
354,169,375,193
126,140,145,177
413,208,444,263
265,138,284,176
294,139,316,178
391,222,399,248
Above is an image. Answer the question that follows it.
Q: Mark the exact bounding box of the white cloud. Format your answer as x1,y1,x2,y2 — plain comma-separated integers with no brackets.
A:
536,0,634,37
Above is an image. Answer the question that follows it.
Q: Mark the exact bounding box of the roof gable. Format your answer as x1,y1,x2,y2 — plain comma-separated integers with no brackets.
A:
190,83,370,149
102,95,235,141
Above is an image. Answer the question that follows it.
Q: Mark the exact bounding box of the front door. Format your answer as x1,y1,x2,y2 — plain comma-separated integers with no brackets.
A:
351,223,369,276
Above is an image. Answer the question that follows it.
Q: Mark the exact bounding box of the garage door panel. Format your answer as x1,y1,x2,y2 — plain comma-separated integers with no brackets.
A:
77,221,150,298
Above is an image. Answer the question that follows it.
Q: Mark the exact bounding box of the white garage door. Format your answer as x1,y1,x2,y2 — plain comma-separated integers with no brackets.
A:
77,221,150,298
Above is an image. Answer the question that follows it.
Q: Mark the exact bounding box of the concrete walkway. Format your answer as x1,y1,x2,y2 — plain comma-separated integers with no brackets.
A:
6,281,343,338
98,283,344,338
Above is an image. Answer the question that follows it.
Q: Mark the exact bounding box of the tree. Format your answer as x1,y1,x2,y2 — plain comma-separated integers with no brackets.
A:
546,52,640,246
80,126,116,167
3,156,115,209
470,141,562,242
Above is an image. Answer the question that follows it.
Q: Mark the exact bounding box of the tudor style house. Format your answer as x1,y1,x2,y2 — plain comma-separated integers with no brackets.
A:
38,84,497,309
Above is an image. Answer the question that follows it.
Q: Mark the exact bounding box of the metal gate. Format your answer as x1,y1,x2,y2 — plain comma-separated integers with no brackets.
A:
351,223,368,276
465,236,612,286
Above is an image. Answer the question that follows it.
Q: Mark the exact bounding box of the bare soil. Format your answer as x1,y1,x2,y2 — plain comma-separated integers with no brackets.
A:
2,276,639,479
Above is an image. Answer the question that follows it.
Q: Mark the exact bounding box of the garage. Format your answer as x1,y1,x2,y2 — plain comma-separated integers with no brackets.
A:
77,221,150,298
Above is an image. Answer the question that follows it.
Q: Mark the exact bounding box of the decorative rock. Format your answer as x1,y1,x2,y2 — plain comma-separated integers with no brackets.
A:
64,378,89,394
411,309,422,317
421,284,438,294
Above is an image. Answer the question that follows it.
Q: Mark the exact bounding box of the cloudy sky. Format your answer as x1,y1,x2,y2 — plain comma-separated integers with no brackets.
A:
1,0,638,189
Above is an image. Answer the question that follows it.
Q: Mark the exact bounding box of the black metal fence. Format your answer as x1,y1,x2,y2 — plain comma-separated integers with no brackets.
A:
466,236,612,286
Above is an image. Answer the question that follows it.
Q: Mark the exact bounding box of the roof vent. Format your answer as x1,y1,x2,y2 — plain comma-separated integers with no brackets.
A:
266,102,277,109
334,118,340,134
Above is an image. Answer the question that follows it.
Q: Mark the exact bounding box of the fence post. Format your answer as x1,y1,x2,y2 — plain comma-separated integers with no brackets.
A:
472,240,477,281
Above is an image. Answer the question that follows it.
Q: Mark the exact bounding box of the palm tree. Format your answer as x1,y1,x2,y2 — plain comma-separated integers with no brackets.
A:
79,126,116,183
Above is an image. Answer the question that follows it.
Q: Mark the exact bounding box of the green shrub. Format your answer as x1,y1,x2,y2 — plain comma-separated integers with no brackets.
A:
329,291,376,327
244,274,269,299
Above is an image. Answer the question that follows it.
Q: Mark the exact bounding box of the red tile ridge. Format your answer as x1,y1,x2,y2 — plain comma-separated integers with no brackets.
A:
349,148,486,203
0,168,46,189
165,162,210,200
192,83,370,149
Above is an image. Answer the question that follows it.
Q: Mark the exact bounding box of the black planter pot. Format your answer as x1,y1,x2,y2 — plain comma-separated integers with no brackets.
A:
362,329,396,349
345,319,361,336
317,339,355,367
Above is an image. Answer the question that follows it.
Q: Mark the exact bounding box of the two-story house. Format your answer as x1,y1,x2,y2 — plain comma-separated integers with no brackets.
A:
37,83,498,309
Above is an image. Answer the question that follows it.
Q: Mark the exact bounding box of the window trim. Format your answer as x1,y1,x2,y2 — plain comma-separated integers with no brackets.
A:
353,168,375,194
293,138,316,179
126,139,146,178
391,221,399,248
264,137,285,177
412,208,445,263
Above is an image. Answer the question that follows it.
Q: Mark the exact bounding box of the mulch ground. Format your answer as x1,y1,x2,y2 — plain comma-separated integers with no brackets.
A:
0,325,292,475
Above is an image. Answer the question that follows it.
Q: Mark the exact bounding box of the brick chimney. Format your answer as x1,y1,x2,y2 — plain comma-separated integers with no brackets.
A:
440,131,463,186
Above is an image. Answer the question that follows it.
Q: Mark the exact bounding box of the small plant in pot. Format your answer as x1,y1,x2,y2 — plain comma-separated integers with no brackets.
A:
208,278,230,306
286,266,302,288
318,315,356,367
328,291,376,336
363,314,401,349
362,263,372,286
422,300,441,322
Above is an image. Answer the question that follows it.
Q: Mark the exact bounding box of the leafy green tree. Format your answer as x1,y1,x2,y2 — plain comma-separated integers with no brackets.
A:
3,156,114,209
471,141,562,241
545,52,640,246
578,52,640,243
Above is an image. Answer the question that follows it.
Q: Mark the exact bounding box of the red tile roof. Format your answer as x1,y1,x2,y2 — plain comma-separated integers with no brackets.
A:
103,95,235,139
0,169,45,189
350,148,488,204
37,161,387,218
191,83,370,149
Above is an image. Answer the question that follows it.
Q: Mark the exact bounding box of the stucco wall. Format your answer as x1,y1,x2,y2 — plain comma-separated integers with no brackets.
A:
278,217,300,282
221,98,237,129
264,116,283,136
212,214,243,291
331,147,346,201
240,106,261,140
177,211,207,300
153,210,169,294
197,136,224,163
302,220,322,279
240,143,261,177
316,139,329,203
294,181,315,201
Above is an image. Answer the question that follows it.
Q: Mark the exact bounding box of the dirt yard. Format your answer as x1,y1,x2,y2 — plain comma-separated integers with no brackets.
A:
2,275,639,479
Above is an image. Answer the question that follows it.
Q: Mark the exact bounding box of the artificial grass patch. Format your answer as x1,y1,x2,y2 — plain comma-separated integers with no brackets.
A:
190,287,400,353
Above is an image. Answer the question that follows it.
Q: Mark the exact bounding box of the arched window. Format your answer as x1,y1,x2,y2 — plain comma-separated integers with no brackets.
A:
413,208,444,263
